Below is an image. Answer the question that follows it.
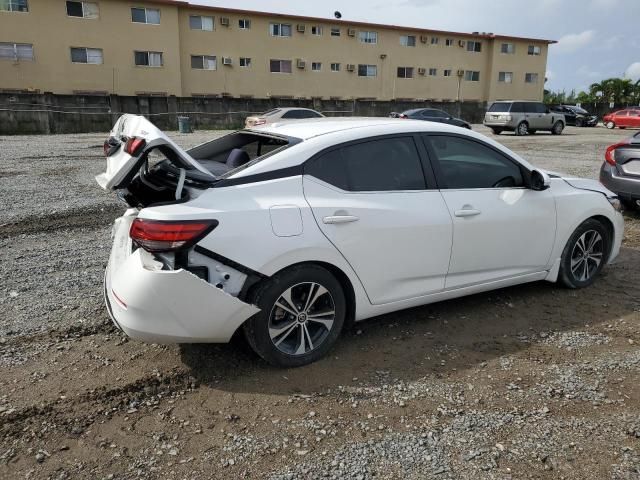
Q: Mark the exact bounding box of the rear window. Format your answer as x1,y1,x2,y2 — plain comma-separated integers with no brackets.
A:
186,131,296,178
488,102,512,113
261,109,281,117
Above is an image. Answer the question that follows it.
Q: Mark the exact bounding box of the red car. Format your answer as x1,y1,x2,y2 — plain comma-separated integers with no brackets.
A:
603,109,640,129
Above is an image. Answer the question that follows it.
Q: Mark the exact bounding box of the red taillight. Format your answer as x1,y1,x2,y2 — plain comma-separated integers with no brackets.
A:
130,219,218,252
124,137,146,156
399,114,408,119
604,141,629,166
253,119,267,126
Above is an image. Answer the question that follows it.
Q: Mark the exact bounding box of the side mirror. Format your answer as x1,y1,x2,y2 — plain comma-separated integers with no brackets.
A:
530,169,550,191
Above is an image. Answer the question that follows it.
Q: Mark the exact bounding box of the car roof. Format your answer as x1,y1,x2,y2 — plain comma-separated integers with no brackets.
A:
491,100,540,103
277,107,320,113
248,117,454,140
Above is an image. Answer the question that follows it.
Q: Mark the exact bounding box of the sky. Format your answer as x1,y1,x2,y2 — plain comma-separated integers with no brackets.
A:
189,0,640,94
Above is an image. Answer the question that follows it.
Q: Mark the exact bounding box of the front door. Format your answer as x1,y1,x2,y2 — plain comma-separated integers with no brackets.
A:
303,135,453,305
424,134,556,289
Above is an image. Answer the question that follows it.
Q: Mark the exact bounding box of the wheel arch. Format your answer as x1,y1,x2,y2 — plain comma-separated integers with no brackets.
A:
589,214,615,261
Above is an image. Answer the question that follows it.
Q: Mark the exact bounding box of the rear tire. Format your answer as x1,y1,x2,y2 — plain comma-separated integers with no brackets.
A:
606,121,615,129
551,121,564,135
243,265,346,367
558,219,610,289
515,122,529,136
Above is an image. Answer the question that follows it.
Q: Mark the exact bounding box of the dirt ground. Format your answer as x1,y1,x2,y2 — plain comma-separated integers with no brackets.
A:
0,125,639,480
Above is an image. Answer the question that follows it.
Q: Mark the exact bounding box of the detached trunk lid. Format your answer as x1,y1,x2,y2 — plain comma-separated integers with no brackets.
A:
96,114,215,191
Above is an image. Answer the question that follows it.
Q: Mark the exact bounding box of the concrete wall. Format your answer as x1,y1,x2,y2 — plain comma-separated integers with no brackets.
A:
0,92,489,134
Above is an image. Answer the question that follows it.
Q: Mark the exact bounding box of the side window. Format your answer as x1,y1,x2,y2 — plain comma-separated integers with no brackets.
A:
511,102,525,113
296,110,317,119
535,103,548,114
427,135,524,189
306,137,426,191
523,103,537,114
281,110,299,119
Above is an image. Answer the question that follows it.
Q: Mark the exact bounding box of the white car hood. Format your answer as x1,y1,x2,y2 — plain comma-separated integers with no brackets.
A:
544,170,616,197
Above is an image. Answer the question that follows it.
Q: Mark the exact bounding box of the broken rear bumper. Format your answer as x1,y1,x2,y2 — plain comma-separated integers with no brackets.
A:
104,215,259,344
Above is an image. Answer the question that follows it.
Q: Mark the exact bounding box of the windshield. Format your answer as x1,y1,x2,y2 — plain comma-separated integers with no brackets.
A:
567,106,589,114
261,109,281,117
488,102,511,113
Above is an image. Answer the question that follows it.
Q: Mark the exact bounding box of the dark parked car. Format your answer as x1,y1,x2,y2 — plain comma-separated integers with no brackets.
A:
389,108,471,129
600,131,640,210
550,105,598,127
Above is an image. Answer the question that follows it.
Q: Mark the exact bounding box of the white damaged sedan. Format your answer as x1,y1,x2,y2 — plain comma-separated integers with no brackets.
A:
98,115,624,367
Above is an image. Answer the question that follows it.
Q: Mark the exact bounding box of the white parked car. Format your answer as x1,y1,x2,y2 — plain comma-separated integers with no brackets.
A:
244,107,324,128
98,115,624,367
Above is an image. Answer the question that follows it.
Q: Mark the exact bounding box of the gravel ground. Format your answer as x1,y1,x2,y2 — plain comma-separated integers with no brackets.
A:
0,124,639,479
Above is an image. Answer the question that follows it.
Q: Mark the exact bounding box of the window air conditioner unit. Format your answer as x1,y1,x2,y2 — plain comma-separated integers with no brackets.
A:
457,69,465,76
347,28,356,37
417,67,426,75
420,35,428,43
220,17,230,26
458,40,465,47
297,24,306,33
346,64,355,71
296,58,306,69
223,57,233,65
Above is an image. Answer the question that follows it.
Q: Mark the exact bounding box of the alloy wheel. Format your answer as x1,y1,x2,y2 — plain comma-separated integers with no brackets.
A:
517,122,528,135
606,121,615,129
570,230,604,282
268,282,336,356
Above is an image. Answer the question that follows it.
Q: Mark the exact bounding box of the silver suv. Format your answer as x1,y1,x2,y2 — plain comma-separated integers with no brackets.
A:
484,101,566,136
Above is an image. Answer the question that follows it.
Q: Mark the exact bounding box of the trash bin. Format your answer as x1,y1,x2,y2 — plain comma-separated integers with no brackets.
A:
177,116,192,133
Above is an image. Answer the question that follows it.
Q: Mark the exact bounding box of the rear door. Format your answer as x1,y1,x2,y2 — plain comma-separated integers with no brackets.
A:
615,111,630,127
303,135,453,304
423,134,556,288
629,110,640,128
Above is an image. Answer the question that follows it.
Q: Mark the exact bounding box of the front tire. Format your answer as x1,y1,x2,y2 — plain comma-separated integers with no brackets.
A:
606,121,615,129
551,121,564,135
576,118,584,127
243,265,346,367
558,219,610,289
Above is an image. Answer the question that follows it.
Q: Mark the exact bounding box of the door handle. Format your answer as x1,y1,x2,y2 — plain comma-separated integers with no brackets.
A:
454,209,481,218
323,215,359,224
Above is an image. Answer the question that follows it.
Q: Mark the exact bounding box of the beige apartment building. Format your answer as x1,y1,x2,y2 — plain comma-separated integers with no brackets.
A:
0,0,554,102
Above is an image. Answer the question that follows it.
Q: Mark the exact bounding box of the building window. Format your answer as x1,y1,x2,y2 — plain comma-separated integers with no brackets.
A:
464,70,480,81
500,43,515,54
0,42,33,60
0,0,28,12
270,23,292,37
134,51,163,67
430,37,439,45
191,55,216,70
330,27,340,36
445,38,454,46
467,41,482,52
528,45,541,55
498,71,513,83
270,59,292,73
311,25,323,35
70,47,103,64
66,1,98,18
131,7,160,24
331,62,340,72
428,68,437,76
525,73,539,84
239,57,251,67
397,67,413,78
189,15,214,31
400,35,416,47
359,31,378,44
443,69,452,77
358,64,377,77
238,18,251,29
311,61,322,71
